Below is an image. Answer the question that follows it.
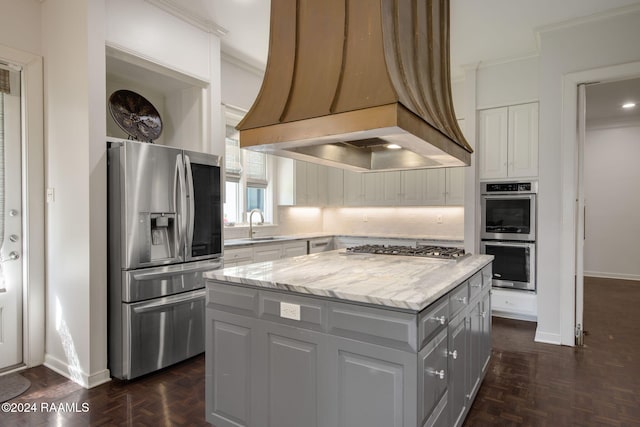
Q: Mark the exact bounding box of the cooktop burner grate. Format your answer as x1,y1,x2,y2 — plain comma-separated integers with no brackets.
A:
345,244,467,260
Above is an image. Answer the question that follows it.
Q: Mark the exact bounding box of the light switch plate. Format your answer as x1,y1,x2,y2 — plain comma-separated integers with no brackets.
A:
46,187,55,203
280,302,301,321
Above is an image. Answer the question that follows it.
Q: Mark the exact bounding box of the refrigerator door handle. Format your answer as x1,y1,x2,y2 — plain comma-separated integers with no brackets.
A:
184,154,195,259
176,154,187,257
131,262,223,281
131,289,206,314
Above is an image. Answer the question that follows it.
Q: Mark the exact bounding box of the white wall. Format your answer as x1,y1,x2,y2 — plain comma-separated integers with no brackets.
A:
221,57,263,110
476,56,539,109
105,0,211,82
584,123,640,280
537,8,640,344
0,0,41,55
42,0,109,387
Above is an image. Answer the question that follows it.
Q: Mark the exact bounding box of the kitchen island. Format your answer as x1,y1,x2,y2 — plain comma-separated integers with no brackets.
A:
204,250,493,427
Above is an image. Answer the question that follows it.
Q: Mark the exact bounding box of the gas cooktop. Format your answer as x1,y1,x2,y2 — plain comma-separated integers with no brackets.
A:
345,244,467,261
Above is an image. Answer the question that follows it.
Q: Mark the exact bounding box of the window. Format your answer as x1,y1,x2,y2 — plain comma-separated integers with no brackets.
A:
223,107,274,226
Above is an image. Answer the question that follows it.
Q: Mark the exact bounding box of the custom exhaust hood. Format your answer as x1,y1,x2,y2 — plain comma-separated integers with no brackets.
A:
237,0,472,172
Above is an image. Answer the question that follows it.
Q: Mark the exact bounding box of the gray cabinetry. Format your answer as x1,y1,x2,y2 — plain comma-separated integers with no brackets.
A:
206,263,492,427
418,329,449,427
448,311,468,427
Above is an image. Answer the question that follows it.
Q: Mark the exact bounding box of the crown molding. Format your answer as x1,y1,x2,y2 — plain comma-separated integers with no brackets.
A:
144,0,228,37
221,49,265,77
535,3,640,49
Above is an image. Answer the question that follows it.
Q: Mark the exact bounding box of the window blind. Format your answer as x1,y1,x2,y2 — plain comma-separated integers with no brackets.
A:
225,125,242,179
244,150,267,186
0,69,9,94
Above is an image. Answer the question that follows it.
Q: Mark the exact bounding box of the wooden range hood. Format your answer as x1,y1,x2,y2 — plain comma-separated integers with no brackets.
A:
237,0,472,172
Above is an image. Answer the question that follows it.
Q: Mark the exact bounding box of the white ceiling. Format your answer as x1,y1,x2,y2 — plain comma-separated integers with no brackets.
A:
449,0,640,77
166,0,640,122
174,0,640,75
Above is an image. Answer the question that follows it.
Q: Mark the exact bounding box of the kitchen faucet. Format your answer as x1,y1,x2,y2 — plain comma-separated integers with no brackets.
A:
248,209,264,239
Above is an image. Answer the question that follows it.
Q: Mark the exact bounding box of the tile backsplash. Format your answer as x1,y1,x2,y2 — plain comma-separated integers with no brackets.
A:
322,207,464,240
224,206,464,241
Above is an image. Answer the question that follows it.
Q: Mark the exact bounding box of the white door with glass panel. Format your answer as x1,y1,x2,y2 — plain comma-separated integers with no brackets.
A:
0,64,22,370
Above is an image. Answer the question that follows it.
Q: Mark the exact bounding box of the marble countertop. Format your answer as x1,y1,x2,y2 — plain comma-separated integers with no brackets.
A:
206,250,492,312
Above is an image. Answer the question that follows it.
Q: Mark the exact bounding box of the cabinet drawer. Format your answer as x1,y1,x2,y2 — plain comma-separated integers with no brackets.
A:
281,241,308,258
469,272,483,301
328,302,417,351
224,247,253,266
449,282,469,318
259,291,326,331
308,237,333,253
418,297,449,349
207,281,258,316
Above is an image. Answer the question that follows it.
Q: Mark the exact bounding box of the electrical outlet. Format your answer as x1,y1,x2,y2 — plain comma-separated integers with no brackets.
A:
436,214,443,224
280,302,301,321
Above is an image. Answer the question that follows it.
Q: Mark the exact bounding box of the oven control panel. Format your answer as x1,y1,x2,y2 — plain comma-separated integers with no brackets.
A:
481,181,538,194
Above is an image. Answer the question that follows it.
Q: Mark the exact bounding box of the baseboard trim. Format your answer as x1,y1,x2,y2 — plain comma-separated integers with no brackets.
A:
492,310,537,322
584,271,640,282
534,329,561,345
44,354,111,389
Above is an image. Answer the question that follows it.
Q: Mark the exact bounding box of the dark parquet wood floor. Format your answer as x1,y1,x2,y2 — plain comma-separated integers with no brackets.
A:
2,277,639,426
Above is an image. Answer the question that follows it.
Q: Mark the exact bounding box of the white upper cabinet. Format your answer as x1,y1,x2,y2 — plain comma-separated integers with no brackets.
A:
445,167,465,206
343,170,364,206
363,172,401,206
479,102,538,179
399,168,463,206
508,103,539,178
423,169,446,206
277,159,328,206
326,167,344,206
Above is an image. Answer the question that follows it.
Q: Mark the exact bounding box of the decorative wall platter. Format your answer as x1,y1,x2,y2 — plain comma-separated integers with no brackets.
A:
109,89,163,142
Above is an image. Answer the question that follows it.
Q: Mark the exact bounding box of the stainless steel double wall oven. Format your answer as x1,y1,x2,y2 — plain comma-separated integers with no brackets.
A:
108,139,223,379
480,181,537,292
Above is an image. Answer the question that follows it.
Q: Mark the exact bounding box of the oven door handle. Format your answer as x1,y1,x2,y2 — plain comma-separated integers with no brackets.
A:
132,289,206,314
483,241,534,248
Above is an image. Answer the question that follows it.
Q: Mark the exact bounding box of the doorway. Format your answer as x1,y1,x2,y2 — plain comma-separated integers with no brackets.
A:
0,47,45,373
0,63,23,371
579,77,640,345
558,61,640,346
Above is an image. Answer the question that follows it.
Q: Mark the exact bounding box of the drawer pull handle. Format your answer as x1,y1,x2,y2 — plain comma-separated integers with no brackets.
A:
481,311,487,319
471,283,481,288
428,369,446,380
455,296,467,304
449,350,458,360
430,315,446,325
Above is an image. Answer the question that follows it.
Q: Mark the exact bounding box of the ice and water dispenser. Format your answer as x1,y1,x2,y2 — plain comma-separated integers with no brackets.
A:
139,212,178,264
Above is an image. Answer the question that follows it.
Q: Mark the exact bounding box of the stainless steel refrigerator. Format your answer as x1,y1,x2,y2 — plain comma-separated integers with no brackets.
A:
107,139,223,380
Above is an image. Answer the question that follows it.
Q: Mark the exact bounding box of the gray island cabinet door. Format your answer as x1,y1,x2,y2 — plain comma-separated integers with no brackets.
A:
330,338,417,427
260,328,327,427
206,313,253,427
